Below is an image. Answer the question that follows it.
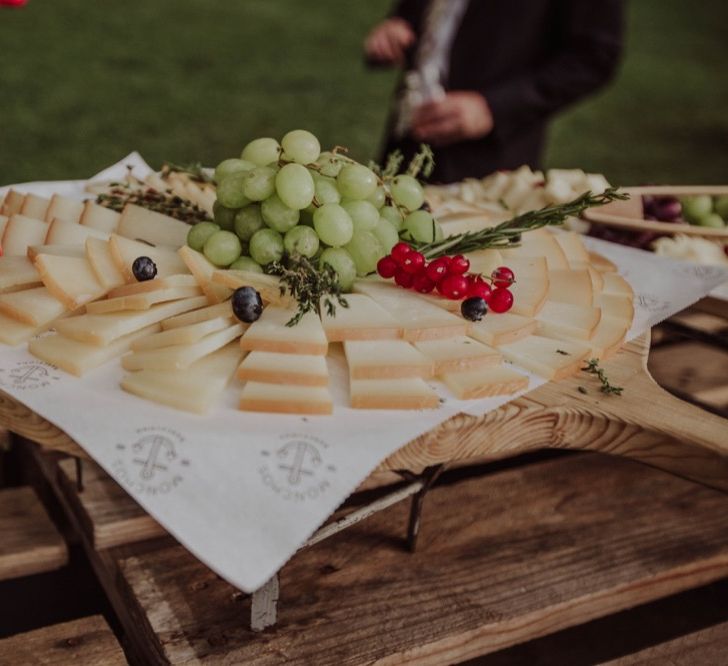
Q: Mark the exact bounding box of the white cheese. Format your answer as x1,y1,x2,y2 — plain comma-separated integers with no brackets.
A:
536,301,602,341
237,351,329,386
109,234,189,281
85,238,126,290
497,335,591,380
441,365,529,399
468,312,537,346
553,231,590,268
602,273,633,298
241,306,328,355
239,382,333,415
344,340,434,379
132,316,233,351
0,256,41,294
1,215,49,256
349,377,439,410
211,268,291,306
0,312,43,346
80,201,120,234
414,336,502,374
34,253,107,309
117,204,190,248
27,244,85,262
44,218,108,245
321,293,402,342
87,285,202,314
19,194,50,220
546,269,594,307
0,286,66,326
177,246,232,304
161,300,233,330
509,277,549,317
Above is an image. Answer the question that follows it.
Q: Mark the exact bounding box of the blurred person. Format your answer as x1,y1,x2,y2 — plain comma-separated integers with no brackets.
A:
365,0,624,183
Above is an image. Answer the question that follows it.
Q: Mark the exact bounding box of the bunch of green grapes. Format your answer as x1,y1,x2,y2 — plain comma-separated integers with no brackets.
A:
185,130,442,291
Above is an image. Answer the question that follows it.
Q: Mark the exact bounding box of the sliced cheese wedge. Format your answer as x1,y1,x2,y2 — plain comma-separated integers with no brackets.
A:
109,234,189,281
497,335,590,380
122,322,244,371
536,301,602,341
495,256,548,281
587,266,605,293
117,204,190,248
45,218,109,245
86,285,202,314
20,193,50,220
132,316,233,351
1,215,49,256
584,315,628,360
501,230,569,270
27,244,86,261
85,238,126,290
602,273,633,298
29,324,161,376
178,246,232,304
0,312,44,346
80,201,121,234
547,269,594,307
55,295,208,346
553,231,590,268
34,254,107,309
45,194,84,224
589,252,618,273
464,249,504,276
237,351,329,386
344,340,434,379
0,215,8,241
349,377,439,410
0,256,41,294
441,365,529,399
161,300,232,330
122,343,242,414
468,312,537,346
0,287,66,326
241,306,328,355
1,190,25,217
107,273,199,299
353,281,468,341
212,268,291,306
598,293,634,323
321,293,402,342
509,276,549,317
414,336,502,374
240,382,333,415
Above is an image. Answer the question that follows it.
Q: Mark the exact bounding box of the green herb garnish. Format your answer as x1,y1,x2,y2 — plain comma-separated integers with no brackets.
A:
581,358,623,395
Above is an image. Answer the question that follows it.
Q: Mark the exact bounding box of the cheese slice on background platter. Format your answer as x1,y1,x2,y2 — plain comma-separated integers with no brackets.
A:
546,269,594,307
589,252,618,273
122,322,244,371
494,256,548,281
500,229,569,270
80,201,121,234
508,277,548,317
240,306,328,355
109,234,189,281
468,311,537,346
598,293,635,322
132,315,234,351
212,268,290,307
29,323,161,377
465,248,504,277
117,203,190,248
1,215,49,256
237,351,329,386
177,246,233,304
122,343,242,414
27,244,86,262
349,376,439,410
353,281,468,341
34,253,107,309
1,190,26,217
240,382,333,415
0,215,9,241
55,295,208,346
0,256,41,294
44,194,84,224
161,300,232,330
0,286,67,326
497,335,591,380
344,340,434,379
19,193,50,220
87,285,202,314
441,364,529,400
321,293,402,342
107,274,198,299
85,238,126,290
587,266,605,293
553,231,590,268
0,312,46,346
536,301,602,341
602,272,633,298
45,218,109,245
414,336,502,374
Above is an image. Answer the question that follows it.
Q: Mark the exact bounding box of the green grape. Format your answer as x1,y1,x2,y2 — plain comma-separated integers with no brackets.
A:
229,256,263,273
249,228,284,266
214,158,255,184
216,172,251,209
261,194,300,233
275,163,315,210
187,221,220,252
313,203,354,247
372,218,399,253
316,151,346,178
313,175,341,206
281,129,321,165
344,230,385,276
319,247,357,291
233,204,265,241
379,205,405,231
213,200,237,231
342,200,379,231
404,210,443,243
337,164,378,200
391,174,425,211
203,230,242,267
242,166,277,202
241,137,281,166
284,225,320,258
367,185,386,209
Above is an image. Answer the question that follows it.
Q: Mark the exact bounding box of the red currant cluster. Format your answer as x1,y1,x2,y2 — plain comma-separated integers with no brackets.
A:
376,242,515,314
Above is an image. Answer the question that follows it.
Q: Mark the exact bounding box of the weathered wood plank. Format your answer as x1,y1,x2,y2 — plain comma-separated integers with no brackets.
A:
0,615,128,665
0,485,67,581
114,454,728,665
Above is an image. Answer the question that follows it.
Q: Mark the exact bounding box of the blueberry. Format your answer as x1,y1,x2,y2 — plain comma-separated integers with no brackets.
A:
232,286,263,323
132,256,157,281
461,296,487,322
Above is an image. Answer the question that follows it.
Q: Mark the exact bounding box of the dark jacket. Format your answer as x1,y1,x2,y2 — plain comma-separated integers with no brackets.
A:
382,0,624,183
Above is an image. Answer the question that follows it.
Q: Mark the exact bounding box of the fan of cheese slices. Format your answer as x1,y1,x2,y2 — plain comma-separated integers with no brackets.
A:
0,187,633,416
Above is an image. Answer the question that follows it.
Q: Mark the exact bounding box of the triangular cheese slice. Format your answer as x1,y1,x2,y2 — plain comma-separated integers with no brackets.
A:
321,293,402,342
441,365,529,399
87,285,202,314
34,254,107,309
497,335,590,380
1,215,49,256
602,273,633,298
240,306,328,355
240,382,333,415
132,316,233,351
20,194,50,220
212,268,291,307
547,269,594,307
117,204,190,247
27,244,86,262
468,312,536,346
509,277,548,317
0,256,41,294
178,246,233,304
536,301,601,341
349,377,439,410
45,194,84,224
344,340,434,379
0,286,66,326
80,201,120,234
85,238,126,290
553,231,589,268
162,301,232,330
237,351,329,386
45,218,109,245
414,336,502,374
109,234,189,281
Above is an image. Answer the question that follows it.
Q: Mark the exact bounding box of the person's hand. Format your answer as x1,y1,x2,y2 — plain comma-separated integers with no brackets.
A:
364,18,416,66
411,92,494,146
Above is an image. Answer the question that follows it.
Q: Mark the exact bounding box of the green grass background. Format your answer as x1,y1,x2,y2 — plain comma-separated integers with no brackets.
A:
1,0,726,186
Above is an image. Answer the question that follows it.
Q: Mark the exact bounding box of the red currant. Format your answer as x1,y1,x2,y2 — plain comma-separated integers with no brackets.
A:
467,275,492,301
489,287,514,313
394,267,414,289
412,271,436,293
401,251,425,274
492,266,515,288
376,256,397,279
425,256,451,283
449,255,470,275
439,274,469,300
391,242,412,266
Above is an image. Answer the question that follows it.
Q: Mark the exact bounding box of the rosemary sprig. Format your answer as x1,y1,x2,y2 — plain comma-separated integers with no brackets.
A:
96,183,212,225
581,358,623,395
410,187,628,259
163,161,214,184
267,255,349,327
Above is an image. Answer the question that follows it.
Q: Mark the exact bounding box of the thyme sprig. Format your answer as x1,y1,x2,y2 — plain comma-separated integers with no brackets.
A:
581,358,623,395
162,161,214,184
267,255,349,327
410,187,628,259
